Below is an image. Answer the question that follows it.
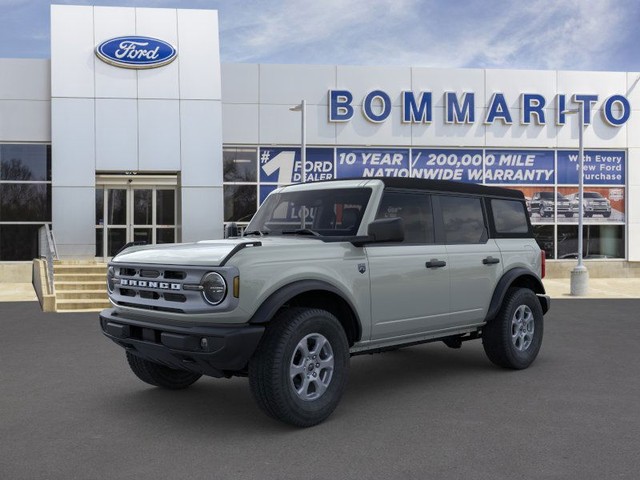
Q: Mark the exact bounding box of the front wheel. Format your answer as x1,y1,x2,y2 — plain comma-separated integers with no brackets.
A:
249,308,350,427
482,288,544,369
126,351,202,389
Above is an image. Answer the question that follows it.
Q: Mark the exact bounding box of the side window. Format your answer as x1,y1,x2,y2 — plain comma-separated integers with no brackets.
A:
375,191,434,244
491,199,529,234
439,195,486,244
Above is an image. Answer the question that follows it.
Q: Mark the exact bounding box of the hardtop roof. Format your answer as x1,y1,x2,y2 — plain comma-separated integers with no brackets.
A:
376,178,524,200
279,178,525,200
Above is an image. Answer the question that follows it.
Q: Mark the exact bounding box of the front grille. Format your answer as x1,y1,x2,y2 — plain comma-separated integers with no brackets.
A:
164,293,187,303
109,262,239,314
140,269,160,278
164,270,186,280
139,290,160,300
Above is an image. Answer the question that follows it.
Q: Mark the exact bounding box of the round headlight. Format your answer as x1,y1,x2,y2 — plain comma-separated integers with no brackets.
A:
107,266,115,294
201,272,227,305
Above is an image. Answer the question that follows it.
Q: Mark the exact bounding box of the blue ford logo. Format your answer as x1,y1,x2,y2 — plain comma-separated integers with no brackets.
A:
95,36,177,69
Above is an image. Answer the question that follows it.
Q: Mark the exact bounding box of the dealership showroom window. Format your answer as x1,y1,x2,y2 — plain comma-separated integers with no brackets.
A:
222,146,626,261
0,145,51,261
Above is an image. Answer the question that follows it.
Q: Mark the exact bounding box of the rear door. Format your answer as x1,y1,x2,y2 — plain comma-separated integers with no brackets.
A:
366,190,451,341
434,194,503,327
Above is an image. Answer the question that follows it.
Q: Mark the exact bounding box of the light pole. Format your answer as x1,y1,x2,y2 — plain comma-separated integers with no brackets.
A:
562,104,589,295
289,100,306,184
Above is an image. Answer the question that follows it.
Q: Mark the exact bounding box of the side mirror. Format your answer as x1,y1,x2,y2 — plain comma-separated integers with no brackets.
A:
226,222,239,238
367,217,404,243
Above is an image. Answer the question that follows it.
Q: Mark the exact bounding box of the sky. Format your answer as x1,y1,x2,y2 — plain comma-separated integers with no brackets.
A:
1,0,639,72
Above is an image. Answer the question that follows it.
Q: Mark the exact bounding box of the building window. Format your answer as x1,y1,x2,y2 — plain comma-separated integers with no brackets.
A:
0,144,51,261
223,184,257,222
224,147,257,182
557,225,624,259
221,145,627,259
223,147,258,230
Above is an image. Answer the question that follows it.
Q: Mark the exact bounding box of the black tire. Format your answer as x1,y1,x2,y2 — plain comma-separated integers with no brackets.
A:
603,212,611,218
482,288,543,370
248,308,350,427
565,213,574,218
126,351,202,389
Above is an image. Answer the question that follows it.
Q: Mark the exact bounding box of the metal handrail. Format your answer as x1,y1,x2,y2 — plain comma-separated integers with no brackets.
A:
38,224,58,294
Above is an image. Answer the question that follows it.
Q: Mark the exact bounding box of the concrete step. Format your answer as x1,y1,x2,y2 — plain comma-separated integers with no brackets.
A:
54,265,107,275
53,260,106,265
55,290,108,300
55,298,111,311
55,273,106,283
56,308,108,313
55,281,106,291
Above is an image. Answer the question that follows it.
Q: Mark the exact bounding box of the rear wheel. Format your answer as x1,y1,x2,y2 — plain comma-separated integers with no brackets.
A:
482,288,544,369
126,351,202,389
249,308,350,427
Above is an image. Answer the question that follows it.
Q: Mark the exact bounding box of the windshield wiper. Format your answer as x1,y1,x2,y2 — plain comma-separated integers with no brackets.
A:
243,230,269,236
282,228,321,237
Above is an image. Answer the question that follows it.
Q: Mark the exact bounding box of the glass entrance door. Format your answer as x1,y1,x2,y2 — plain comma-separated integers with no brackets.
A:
96,178,177,258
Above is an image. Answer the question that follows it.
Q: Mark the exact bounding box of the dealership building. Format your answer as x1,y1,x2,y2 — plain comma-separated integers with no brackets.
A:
1,4,639,278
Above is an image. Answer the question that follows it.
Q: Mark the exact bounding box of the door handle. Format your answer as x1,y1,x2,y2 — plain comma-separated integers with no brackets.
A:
483,256,500,265
426,259,447,269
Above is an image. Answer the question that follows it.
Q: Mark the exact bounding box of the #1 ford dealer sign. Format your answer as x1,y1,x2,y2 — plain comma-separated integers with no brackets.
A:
95,36,177,69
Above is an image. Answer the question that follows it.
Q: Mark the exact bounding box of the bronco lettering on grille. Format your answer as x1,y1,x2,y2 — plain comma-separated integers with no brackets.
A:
120,279,181,290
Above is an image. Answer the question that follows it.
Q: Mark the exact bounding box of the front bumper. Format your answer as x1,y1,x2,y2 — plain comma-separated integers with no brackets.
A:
99,308,264,378
585,206,611,213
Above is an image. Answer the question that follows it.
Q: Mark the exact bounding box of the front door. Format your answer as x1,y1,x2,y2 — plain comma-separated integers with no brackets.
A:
95,176,177,259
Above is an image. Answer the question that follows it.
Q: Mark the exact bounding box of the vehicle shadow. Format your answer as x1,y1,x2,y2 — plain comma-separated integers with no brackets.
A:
100,341,507,434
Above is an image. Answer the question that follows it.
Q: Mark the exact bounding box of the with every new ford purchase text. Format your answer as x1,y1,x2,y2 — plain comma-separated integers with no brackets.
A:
100,179,550,427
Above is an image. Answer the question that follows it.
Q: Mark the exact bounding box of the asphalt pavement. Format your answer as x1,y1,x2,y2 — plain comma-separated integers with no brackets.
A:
1,300,639,480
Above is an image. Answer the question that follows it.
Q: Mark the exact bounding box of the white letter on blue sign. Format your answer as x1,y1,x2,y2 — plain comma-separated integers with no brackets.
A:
556,94,567,125
445,92,475,123
402,91,432,123
603,95,630,126
329,90,354,122
485,93,513,124
521,93,546,125
363,90,392,123
573,94,598,125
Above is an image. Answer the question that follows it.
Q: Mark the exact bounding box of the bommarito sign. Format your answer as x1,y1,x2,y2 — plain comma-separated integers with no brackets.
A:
328,90,631,127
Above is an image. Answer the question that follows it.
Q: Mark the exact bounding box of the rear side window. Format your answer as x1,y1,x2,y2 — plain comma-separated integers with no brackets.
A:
376,191,434,244
439,196,486,244
491,199,529,234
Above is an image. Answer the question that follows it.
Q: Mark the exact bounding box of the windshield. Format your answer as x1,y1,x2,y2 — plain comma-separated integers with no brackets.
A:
245,187,372,237
584,192,604,199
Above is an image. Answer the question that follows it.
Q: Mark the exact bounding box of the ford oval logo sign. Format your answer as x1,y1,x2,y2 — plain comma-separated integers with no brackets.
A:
95,36,177,69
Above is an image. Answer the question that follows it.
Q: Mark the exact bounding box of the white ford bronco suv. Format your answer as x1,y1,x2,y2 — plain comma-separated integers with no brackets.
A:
100,178,550,427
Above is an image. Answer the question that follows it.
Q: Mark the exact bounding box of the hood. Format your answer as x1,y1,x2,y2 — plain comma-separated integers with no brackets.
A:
111,236,324,266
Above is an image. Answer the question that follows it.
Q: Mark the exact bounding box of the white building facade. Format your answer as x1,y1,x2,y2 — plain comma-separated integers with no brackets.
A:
0,5,639,271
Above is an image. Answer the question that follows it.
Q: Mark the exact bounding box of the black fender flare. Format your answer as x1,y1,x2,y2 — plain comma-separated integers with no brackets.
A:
248,280,363,342
485,268,549,323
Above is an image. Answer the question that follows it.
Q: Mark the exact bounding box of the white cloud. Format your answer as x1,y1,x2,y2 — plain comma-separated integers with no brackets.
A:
217,0,632,71
0,0,634,70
